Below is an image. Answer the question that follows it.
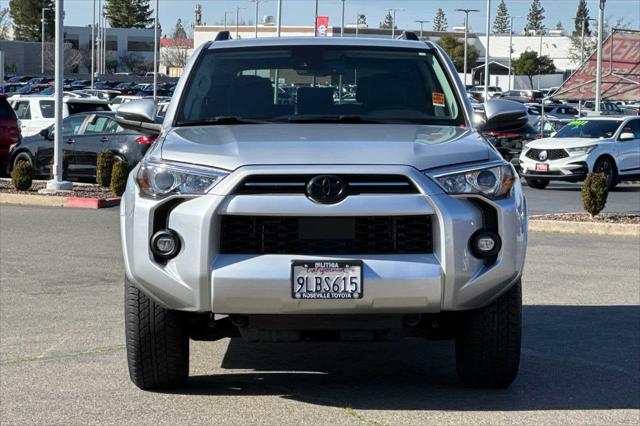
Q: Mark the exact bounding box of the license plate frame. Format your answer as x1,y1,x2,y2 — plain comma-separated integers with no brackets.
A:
535,163,549,172
291,260,363,300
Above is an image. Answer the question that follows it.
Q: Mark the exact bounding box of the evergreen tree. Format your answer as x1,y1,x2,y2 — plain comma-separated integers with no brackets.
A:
493,0,510,34
555,21,564,31
105,0,153,29
433,8,448,32
9,0,54,42
573,0,591,36
357,14,367,27
379,11,394,29
171,18,188,39
525,0,546,35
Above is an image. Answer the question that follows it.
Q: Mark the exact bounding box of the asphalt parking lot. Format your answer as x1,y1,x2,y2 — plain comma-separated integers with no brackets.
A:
523,182,640,214
1,205,639,425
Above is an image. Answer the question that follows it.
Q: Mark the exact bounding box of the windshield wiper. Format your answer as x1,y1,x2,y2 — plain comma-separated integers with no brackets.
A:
286,115,385,124
177,116,269,126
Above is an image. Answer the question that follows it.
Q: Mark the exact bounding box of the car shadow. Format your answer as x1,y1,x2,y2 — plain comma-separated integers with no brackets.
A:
165,305,640,411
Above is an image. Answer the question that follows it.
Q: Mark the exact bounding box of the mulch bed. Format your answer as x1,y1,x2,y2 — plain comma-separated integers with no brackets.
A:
531,213,640,224
0,179,117,200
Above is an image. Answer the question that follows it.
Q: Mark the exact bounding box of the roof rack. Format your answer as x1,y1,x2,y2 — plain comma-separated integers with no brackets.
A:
396,31,420,41
214,31,232,41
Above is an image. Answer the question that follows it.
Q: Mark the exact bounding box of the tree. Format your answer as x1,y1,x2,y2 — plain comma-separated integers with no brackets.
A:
573,0,591,37
0,7,11,40
171,18,188,39
512,51,556,89
433,8,447,32
105,0,153,29
555,21,564,32
357,14,367,27
379,11,394,29
43,43,84,73
525,0,545,35
9,0,54,42
493,0,510,34
120,53,152,75
437,35,479,72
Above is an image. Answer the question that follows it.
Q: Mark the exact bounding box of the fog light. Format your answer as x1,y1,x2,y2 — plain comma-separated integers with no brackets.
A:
150,230,181,259
470,230,501,258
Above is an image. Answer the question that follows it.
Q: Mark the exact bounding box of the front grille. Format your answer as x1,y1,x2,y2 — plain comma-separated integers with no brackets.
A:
525,148,569,161
234,175,418,195
220,215,433,255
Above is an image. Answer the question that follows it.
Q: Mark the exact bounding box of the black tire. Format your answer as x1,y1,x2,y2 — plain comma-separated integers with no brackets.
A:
125,279,189,390
525,177,549,189
593,156,618,191
455,281,522,388
12,152,34,172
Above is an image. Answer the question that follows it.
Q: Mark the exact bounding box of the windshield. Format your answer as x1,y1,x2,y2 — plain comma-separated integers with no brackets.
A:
176,45,463,126
554,119,621,139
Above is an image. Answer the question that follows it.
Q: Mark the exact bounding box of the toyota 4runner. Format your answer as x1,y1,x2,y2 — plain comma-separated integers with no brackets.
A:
116,33,528,390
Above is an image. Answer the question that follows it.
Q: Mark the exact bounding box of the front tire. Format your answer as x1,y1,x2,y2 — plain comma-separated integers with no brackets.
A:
455,281,522,388
125,279,189,390
525,177,549,189
593,157,618,191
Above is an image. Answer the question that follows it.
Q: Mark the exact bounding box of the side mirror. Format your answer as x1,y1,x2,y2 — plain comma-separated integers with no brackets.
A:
478,100,528,132
114,98,162,133
619,132,635,141
550,131,557,137
39,127,52,140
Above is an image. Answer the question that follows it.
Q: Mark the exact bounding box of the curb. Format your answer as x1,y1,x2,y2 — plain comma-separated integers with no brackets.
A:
529,219,640,237
0,193,120,209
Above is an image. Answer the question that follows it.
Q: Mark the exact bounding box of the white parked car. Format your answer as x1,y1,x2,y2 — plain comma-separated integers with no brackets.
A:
9,96,111,136
519,116,640,189
109,95,141,111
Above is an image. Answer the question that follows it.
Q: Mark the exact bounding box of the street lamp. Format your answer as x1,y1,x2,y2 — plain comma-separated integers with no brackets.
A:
387,8,404,38
414,20,430,39
538,29,545,89
252,0,261,38
483,0,491,101
455,9,479,86
314,0,319,36
41,7,50,74
236,6,246,38
340,0,345,37
575,16,597,114
153,0,158,100
595,0,606,113
507,15,524,91
91,0,95,88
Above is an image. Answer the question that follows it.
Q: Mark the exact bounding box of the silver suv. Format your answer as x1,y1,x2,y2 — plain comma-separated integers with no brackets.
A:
116,33,528,390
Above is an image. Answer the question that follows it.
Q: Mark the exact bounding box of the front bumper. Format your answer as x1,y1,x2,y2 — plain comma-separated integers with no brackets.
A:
519,151,589,181
121,164,527,314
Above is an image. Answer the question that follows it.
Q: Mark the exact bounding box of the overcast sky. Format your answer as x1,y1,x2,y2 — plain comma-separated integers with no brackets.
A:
6,0,640,35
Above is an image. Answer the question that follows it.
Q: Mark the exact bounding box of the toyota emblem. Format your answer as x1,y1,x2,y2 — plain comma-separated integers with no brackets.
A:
538,150,548,161
306,175,347,204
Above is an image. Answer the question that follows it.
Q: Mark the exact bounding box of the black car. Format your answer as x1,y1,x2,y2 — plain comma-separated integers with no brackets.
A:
9,111,155,180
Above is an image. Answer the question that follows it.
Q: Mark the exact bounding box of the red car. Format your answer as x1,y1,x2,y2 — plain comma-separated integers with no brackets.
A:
0,94,21,174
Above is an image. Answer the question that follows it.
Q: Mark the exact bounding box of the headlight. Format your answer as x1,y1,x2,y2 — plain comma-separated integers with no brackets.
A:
136,159,228,198
566,145,597,155
431,164,515,199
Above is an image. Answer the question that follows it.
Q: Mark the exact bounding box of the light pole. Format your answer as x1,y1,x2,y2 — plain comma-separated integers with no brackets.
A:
340,0,345,37
415,19,430,39
276,0,282,37
595,0,605,114
91,0,95,88
224,11,232,31
41,7,50,74
153,0,158,100
455,9,479,86
506,16,524,91
47,0,72,192
387,8,403,38
253,0,260,38
314,0,319,36
236,6,246,38
538,29,544,89
576,17,596,114
483,0,491,101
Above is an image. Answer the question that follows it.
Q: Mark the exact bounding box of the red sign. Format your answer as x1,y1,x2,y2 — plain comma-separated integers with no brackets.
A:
556,31,640,101
316,16,329,36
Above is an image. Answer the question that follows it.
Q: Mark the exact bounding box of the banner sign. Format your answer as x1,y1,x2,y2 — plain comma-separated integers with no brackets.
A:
316,16,329,36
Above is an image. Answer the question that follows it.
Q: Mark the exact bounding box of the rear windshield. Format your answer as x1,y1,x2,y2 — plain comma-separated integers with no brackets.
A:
176,46,463,126
67,102,110,115
0,98,17,119
554,120,621,139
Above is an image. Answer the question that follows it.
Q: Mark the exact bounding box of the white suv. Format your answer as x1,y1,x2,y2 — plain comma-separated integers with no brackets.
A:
10,96,111,137
520,116,640,189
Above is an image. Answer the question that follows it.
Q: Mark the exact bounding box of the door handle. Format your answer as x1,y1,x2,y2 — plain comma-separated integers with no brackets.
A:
100,137,109,143
65,138,75,144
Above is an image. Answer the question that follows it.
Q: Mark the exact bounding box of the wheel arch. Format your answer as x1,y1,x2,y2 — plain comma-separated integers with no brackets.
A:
591,153,619,173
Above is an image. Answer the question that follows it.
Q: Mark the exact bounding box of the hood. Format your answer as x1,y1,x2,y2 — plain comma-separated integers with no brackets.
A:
160,124,492,171
527,136,604,149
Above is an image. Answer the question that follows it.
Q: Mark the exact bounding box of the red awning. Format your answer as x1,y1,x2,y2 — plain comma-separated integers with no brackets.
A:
554,30,640,101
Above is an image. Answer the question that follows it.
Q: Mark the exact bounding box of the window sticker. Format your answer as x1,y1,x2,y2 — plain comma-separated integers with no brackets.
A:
432,92,445,107
568,120,588,126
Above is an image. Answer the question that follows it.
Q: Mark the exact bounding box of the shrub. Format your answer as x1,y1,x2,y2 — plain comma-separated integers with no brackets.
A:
110,160,130,196
48,152,70,180
582,172,609,218
11,162,34,191
96,151,116,187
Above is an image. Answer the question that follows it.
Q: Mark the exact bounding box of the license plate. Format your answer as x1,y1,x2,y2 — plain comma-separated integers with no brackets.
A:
535,163,549,172
291,261,363,300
